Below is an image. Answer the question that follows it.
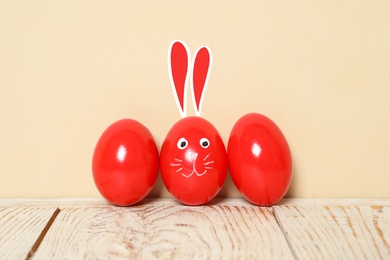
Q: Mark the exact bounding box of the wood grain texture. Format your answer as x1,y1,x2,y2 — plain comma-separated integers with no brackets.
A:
0,198,253,207
278,198,390,206
1,197,390,207
0,207,58,260
34,204,293,259
274,205,390,259
2,199,389,259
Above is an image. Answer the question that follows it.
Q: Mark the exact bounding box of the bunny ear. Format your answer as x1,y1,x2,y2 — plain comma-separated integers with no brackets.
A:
191,46,212,116
168,40,190,118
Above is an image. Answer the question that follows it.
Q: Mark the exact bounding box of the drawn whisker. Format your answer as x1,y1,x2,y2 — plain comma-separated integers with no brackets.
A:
176,168,183,172
174,158,183,162
204,167,212,170
203,153,211,161
204,160,214,165
170,163,181,166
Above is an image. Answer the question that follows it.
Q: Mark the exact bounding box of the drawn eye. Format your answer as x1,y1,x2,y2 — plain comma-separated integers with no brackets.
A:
177,137,188,150
200,138,210,148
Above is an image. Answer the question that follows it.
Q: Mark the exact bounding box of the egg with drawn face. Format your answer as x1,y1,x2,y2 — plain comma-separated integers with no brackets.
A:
160,116,227,205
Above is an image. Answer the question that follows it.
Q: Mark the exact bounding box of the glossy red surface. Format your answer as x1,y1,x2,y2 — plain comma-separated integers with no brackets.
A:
92,119,159,206
160,117,227,205
227,113,292,206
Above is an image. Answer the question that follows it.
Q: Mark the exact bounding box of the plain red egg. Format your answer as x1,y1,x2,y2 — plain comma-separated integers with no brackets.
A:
160,117,227,205
92,119,159,206
227,113,292,206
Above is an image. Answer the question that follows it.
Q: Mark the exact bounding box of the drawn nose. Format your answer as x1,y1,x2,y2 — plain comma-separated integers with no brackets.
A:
185,151,198,162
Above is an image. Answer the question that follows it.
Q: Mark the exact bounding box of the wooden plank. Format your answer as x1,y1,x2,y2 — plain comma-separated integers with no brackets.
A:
2,197,390,208
0,207,58,260
0,198,110,208
34,203,293,259
278,198,390,207
274,205,390,259
0,197,253,208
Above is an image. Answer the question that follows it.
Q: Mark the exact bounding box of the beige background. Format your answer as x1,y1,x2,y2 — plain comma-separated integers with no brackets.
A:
1,1,389,198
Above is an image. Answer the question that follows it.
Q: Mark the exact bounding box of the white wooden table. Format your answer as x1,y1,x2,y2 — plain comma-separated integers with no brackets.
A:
0,198,389,259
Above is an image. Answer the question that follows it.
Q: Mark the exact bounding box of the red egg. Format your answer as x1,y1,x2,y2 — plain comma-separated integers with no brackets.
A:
92,119,159,206
160,117,227,205
227,113,292,206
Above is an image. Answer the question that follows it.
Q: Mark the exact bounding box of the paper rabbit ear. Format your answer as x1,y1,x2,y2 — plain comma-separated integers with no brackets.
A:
191,46,212,116
168,40,191,118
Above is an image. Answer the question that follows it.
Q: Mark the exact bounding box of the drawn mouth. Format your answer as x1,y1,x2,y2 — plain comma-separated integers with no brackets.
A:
181,167,207,178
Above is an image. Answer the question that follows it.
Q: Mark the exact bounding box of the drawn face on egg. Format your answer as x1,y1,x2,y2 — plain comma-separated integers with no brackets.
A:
170,135,213,178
